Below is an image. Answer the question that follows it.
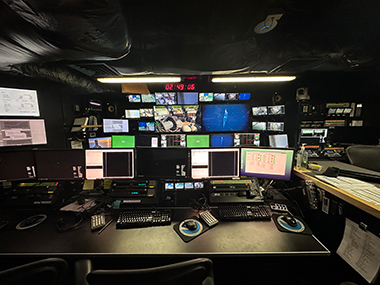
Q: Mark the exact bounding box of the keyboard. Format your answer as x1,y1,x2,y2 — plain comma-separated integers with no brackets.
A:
218,205,271,221
116,209,171,229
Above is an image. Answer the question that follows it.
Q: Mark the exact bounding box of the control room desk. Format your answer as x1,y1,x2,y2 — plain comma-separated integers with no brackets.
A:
0,207,329,257
293,159,380,219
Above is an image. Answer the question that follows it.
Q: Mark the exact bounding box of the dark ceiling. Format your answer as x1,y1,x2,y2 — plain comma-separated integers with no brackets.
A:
1,0,380,91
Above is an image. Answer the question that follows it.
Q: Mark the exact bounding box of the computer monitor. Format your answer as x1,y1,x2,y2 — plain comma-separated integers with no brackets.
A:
268,122,285,132
268,105,285,115
252,121,267,131
111,135,135,148
252,106,267,116
210,134,234,147
233,133,260,147
136,148,189,179
85,149,134,180
88,137,112,148
135,135,159,147
0,119,47,147
299,128,328,145
35,149,85,180
103,119,129,133
0,87,40,116
154,105,201,132
202,104,249,132
191,148,239,179
0,151,36,181
186,135,210,148
138,122,155,132
160,134,186,147
269,134,289,148
125,110,140,118
240,147,294,180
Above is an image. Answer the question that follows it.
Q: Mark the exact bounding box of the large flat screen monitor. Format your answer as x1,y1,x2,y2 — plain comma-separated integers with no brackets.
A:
35,149,85,180
154,105,201,132
136,148,189,179
85,149,134,180
111,135,135,148
0,87,40,116
299,128,328,145
0,119,47,147
103,119,129,133
191,148,239,179
240,148,294,180
0,151,36,181
202,104,249,132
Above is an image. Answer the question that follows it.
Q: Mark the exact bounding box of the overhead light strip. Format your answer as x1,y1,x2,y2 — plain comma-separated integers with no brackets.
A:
97,77,182,83
212,76,296,83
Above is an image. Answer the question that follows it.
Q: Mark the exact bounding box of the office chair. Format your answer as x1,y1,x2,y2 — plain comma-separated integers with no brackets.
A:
0,257,68,285
76,258,214,285
346,145,380,172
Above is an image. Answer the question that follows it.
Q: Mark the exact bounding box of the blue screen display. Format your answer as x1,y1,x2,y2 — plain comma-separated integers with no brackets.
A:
202,104,249,132
210,134,234,147
239,93,251,100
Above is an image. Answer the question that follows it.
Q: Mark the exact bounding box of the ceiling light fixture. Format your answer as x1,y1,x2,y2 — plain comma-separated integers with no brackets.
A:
97,77,182,83
212,76,296,83
254,14,283,34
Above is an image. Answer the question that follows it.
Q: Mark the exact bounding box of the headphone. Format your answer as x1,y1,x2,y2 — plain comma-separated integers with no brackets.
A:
56,212,85,232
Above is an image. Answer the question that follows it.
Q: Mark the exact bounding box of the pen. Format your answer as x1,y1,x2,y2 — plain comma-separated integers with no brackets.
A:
98,219,113,234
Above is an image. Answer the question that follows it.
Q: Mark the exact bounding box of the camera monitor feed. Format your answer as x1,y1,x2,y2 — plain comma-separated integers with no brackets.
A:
213,93,226,101
268,105,285,115
226,93,238,100
89,137,112,148
139,108,154,117
199,93,213,102
154,105,201,132
138,122,155,132
103,119,129,133
128,95,141,103
268,122,285,132
155,92,177,105
177,92,199,104
161,134,186,147
210,134,234,147
202,104,249,132
252,121,267,131
240,148,294,180
252,106,268,116
141,94,156,103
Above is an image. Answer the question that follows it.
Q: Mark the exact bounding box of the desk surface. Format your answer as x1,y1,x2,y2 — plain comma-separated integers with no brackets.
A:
0,208,329,257
294,160,380,219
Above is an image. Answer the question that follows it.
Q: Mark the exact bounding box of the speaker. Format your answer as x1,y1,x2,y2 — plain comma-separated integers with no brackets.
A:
105,102,117,117
272,92,283,105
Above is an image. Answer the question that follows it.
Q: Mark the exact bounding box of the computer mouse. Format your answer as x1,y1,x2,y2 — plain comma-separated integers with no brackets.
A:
281,215,297,228
184,220,197,231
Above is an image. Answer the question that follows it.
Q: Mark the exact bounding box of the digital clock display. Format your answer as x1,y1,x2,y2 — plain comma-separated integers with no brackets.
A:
165,83,196,91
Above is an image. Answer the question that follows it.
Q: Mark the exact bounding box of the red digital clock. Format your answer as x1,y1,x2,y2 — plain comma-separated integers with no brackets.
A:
165,83,196,91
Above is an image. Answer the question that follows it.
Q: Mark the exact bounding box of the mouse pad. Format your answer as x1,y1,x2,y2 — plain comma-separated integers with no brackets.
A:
272,214,312,235
173,217,209,242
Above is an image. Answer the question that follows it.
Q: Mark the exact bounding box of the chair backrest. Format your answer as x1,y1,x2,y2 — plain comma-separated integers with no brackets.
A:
346,145,380,172
0,257,68,285
86,258,214,285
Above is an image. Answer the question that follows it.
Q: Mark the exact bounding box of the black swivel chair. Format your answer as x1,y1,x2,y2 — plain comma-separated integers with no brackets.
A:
346,145,380,172
0,257,68,285
75,258,214,285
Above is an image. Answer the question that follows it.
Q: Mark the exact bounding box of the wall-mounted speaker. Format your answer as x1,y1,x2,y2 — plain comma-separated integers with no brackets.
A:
106,103,117,117
272,92,283,105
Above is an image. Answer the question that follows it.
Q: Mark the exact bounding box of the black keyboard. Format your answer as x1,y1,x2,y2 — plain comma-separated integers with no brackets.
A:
116,209,171,229
218,205,271,221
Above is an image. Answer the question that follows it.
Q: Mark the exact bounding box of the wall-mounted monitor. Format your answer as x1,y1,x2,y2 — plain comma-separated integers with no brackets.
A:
128,95,141,103
111,135,135,148
103,119,129,133
210,134,234,147
299,128,328,144
233,133,260,147
138,122,155,132
161,134,186,147
186,135,210,148
155,92,177,105
202,104,249,132
0,151,36,181
252,106,267,116
213,93,226,101
177,92,199,104
0,87,40,116
268,122,284,132
226,93,238,100
268,105,285,115
154,105,201,132
35,149,84,180
136,148,189,179
141,94,156,103
269,134,289,148
139,108,154,117
239,93,251,100
199,93,213,102
125,109,140,118
85,149,134,180
252,121,267,131
135,135,159,147
0,119,47,147
191,148,239,179
240,147,294,180
88,137,112,148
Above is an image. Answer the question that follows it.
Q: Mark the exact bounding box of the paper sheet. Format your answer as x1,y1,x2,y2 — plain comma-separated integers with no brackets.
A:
337,218,380,283
60,199,96,212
